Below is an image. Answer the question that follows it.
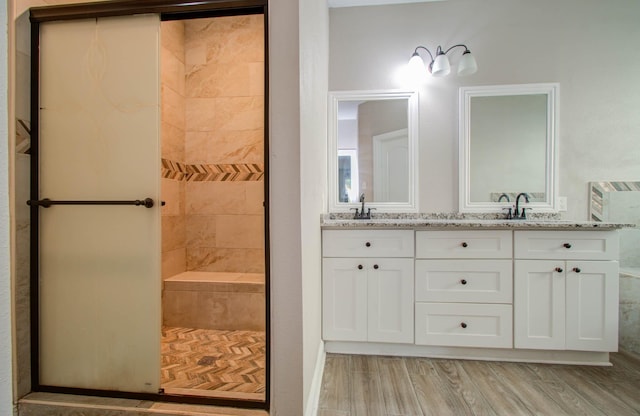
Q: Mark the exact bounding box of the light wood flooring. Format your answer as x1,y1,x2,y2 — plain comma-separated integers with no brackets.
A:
161,327,265,401
318,351,640,416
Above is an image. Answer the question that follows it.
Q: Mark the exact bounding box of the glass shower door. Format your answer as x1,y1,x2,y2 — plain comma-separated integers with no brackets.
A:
36,14,161,393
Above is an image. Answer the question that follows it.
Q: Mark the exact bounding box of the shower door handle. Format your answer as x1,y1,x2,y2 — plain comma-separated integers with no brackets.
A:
27,198,156,208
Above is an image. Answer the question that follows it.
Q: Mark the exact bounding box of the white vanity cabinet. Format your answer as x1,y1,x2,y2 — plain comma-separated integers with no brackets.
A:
414,230,513,348
514,231,619,352
321,222,623,365
322,230,414,343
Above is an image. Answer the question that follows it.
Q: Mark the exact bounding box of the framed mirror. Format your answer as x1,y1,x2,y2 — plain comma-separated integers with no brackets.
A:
459,83,559,212
328,90,419,213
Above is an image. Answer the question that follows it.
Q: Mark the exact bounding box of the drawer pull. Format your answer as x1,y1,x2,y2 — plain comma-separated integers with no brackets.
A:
461,242,468,248
365,242,371,247
358,264,363,270
373,264,379,270
461,322,468,329
563,243,572,249
460,279,468,285
573,267,581,273
555,267,563,273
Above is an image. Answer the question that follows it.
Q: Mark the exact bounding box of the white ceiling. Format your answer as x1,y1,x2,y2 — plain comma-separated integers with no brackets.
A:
328,0,445,8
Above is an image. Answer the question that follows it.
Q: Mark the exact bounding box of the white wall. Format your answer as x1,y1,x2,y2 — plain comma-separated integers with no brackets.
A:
330,0,640,219
299,0,328,413
268,0,304,413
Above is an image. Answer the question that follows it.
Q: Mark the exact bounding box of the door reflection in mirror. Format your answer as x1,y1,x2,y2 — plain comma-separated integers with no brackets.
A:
338,149,358,202
329,90,418,213
337,99,408,203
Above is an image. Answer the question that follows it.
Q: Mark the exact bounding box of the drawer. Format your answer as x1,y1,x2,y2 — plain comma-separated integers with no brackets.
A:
415,260,512,303
514,230,619,260
416,230,512,259
322,230,414,258
415,303,513,348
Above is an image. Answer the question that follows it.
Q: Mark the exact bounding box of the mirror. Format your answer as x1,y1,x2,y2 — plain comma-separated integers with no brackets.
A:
459,83,559,212
328,90,419,212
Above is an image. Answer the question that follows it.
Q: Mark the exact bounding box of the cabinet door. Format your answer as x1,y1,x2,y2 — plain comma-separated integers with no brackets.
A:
566,261,619,351
514,260,565,350
367,258,414,343
322,258,367,341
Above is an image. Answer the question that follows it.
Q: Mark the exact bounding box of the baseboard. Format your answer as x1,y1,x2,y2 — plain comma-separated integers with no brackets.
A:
304,341,326,416
325,341,612,366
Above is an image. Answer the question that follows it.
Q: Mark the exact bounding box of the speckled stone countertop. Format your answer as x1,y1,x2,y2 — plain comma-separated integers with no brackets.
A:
321,213,633,230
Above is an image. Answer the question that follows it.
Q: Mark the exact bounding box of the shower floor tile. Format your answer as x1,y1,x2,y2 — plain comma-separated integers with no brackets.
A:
161,327,265,401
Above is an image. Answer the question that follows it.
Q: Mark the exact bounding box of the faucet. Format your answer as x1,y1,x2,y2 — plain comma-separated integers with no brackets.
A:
514,192,530,219
351,193,373,219
498,193,512,219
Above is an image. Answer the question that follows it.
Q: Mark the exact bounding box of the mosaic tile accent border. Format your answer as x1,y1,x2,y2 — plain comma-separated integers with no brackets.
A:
589,181,640,221
16,118,30,154
15,118,264,183
162,158,264,182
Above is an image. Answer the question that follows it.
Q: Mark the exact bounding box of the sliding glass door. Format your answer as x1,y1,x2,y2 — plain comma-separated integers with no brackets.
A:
36,14,162,393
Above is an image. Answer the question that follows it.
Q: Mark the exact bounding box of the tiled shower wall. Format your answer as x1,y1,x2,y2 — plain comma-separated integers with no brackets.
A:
161,15,265,278
161,21,187,279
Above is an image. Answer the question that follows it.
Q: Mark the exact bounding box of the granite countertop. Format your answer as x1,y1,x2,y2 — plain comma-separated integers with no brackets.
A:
321,213,633,230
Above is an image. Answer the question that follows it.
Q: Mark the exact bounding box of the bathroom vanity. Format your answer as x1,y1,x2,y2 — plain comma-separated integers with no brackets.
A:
321,216,627,365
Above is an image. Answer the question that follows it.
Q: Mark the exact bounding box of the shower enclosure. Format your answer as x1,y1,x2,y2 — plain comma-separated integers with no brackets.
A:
25,0,269,409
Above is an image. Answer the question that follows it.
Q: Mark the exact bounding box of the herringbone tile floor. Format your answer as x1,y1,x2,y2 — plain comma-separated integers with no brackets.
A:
161,326,266,400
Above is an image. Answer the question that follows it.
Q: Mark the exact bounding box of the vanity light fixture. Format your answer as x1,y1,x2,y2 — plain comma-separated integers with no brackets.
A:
409,44,478,77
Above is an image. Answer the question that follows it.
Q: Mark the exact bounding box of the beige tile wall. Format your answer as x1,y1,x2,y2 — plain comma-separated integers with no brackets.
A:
160,15,266,278
183,15,265,274
161,20,187,279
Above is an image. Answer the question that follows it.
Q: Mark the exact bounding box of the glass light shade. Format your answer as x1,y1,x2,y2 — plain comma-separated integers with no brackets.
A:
431,53,451,77
457,51,478,76
408,52,425,75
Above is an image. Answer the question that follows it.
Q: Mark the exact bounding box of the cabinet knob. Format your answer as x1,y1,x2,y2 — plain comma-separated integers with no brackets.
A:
460,279,467,285
573,267,581,273
563,243,572,249
461,322,467,329
373,264,379,270
461,242,468,248
555,267,563,273
358,264,363,270
365,242,371,247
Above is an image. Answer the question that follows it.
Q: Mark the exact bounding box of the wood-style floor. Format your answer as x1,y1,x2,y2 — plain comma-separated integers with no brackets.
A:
318,351,640,416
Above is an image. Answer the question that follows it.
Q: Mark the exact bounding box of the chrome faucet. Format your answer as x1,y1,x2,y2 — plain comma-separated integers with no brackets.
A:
514,192,530,219
352,193,373,219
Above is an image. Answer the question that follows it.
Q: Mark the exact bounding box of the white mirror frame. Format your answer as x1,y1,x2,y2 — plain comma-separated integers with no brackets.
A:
459,83,559,213
328,90,419,213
